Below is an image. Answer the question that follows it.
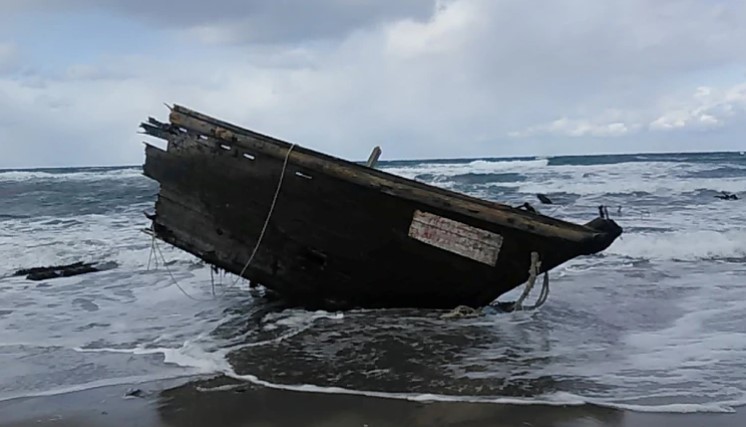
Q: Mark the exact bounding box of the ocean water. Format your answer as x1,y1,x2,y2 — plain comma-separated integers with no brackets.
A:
1,151,746,414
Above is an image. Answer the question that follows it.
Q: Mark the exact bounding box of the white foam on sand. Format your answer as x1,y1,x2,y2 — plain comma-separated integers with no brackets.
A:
64,337,746,414
0,373,197,403
587,399,742,414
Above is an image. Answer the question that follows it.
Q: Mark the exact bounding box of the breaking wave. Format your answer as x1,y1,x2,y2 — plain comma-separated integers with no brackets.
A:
606,230,746,261
382,159,548,180
512,176,746,197
386,159,746,197
0,167,142,183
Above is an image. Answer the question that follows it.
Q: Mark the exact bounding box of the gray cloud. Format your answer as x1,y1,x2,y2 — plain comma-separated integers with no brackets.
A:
1,0,746,168
1,0,434,44
0,42,18,74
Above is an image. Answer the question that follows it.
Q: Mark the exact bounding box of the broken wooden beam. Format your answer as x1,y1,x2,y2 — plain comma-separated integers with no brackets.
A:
366,146,382,168
13,261,118,281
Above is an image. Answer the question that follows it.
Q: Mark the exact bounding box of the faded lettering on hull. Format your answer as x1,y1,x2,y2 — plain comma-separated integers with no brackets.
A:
408,210,503,265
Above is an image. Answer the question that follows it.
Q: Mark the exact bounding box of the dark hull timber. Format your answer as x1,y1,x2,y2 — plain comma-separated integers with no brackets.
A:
140,105,622,309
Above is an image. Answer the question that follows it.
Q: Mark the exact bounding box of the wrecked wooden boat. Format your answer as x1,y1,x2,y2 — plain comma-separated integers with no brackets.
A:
140,105,622,309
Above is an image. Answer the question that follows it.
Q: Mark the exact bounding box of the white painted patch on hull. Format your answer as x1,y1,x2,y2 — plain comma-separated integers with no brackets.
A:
408,210,503,265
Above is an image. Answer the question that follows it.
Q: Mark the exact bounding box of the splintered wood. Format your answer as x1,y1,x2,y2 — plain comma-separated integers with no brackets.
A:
408,210,503,266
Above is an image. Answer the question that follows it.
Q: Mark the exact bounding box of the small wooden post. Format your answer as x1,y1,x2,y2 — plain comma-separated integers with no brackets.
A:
367,146,382,168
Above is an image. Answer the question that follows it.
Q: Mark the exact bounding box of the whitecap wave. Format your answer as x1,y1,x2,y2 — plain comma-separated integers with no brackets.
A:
382,159,549,180
0,168,143,183
513,176,746,196
606,229,746,261
384,159,746,196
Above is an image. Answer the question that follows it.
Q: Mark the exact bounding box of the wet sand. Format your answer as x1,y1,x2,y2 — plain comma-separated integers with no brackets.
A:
0,375,742,427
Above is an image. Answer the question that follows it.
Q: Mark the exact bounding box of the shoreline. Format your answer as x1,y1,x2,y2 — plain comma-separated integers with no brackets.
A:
1,375,742,427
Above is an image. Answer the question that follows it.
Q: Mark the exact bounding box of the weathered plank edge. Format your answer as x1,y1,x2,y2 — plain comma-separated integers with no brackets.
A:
408,210,504,266
152,107,601,243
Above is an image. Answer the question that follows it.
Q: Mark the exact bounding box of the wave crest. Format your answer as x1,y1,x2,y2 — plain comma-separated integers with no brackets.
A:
0,168,142,183
607,230,746,261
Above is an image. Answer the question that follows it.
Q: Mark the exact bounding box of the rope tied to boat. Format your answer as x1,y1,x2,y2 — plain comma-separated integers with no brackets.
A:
500,251,550,312
233,144,296,286
442,251,551,318
440,305,480,319
144,144,295,300
148,221,215,302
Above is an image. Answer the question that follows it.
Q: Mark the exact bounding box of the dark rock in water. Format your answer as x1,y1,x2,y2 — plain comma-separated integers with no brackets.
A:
536,193,553,204
124,388,143,398
715,191,739,200
13,261,117,281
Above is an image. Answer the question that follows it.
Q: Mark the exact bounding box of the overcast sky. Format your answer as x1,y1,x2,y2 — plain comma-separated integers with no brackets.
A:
1,0,745,168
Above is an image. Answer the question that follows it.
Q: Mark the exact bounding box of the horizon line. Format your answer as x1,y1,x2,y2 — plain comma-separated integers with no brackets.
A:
0,148,742,172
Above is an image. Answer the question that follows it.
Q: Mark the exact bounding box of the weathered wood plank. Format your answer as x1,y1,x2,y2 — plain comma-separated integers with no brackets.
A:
408,210,504,266
144,144,512,307
165,107,602,243
366,146,382,167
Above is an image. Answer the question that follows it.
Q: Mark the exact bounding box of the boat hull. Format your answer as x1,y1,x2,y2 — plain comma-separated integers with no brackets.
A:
141,106,622,309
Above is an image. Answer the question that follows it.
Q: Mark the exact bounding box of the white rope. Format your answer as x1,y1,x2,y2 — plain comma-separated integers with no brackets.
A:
520,270,550,310
145,220,218,301
147,225,159,271
210,266,227,297
210,267,216,296
513,252,541,310
503,251,551,312
144,144,295,301
152,234,213,302
233,144,296,286
440,305,480,319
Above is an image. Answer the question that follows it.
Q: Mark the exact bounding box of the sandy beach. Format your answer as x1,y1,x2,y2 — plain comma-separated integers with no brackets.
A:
1,375,742,427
